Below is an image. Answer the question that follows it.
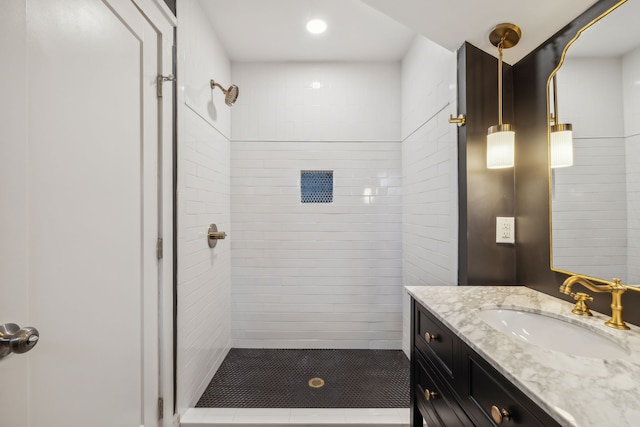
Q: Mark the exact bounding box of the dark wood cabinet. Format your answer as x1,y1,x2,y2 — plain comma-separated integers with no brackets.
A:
411,298,562,427
414,349,474,426
415,307,457,379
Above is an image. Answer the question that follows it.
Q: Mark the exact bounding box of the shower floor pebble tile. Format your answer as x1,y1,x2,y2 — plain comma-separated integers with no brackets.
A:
195,349,409,408
180,407,410,426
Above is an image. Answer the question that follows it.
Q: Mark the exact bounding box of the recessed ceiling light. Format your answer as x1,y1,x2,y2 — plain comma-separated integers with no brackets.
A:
306,19,327,34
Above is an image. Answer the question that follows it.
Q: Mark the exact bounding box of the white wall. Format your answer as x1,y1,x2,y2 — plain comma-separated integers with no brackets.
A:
400,36,458,357
231,63,400,142
230,62,403,349
552,58,628,281
176,0,232,413
623,47,640,284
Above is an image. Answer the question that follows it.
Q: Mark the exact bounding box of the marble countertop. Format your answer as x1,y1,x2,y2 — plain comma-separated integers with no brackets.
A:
405,285,640,427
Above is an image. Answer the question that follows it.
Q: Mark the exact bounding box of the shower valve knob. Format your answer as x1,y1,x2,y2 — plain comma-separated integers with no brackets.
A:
207,224,227,248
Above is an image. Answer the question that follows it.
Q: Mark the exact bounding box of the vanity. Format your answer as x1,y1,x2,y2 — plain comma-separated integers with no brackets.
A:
407,286,640,427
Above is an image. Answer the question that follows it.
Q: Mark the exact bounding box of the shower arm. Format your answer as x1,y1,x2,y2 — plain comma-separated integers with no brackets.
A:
210,80,227,93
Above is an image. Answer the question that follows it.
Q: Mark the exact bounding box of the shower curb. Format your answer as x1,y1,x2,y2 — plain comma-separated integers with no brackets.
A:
180,407,410,427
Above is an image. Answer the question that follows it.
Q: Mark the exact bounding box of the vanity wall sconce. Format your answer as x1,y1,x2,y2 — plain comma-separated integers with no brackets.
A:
550,74,574,168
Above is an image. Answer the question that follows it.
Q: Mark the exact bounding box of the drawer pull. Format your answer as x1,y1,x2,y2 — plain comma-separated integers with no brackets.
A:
491,406,511,424
424,332,439,343
424,388,438,401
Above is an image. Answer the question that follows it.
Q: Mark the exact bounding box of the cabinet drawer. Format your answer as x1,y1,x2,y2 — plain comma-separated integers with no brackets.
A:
464,350,560,427
415,305,456,378
414,352,473,427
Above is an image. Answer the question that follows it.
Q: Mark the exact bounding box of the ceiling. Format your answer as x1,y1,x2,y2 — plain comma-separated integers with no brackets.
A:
198,0,415,62
199,0,602,64
563,0,640,58
361,0,600,64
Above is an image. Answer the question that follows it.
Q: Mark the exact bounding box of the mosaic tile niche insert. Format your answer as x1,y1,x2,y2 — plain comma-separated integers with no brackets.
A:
300,170,333,203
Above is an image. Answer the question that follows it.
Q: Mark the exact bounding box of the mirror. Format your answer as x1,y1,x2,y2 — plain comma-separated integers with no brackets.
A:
549,0,640,284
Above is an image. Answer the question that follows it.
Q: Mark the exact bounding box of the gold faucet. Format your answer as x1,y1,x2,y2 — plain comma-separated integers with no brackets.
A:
559,275,640,330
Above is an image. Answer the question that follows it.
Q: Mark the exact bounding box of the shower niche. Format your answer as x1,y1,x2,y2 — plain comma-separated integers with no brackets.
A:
300,170,334,203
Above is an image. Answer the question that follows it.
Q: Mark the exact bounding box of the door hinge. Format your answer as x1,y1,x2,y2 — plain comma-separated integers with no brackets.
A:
156,238,163,260
158,397,164,420
157,74,175,98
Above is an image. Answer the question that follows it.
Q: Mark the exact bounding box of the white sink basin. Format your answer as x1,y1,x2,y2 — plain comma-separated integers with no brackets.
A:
478,308,630,359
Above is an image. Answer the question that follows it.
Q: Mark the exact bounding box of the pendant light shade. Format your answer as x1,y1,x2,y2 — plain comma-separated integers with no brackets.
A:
487,124,515,169
486,23,521,170
550,124,573,168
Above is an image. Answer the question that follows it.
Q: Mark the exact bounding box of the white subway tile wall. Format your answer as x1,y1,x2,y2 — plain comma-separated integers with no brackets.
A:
230,62,403,349
627,135,640,284
177,0,232,412
624,48,640,284
231,140,403,348
552,138,628,278
400,36,458,357
552,57,629,280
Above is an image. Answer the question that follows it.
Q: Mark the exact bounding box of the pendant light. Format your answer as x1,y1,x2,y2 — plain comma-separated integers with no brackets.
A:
487,23,521,169
550,74,573,168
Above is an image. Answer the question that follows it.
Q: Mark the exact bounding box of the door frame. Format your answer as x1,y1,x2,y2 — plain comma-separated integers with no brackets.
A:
129,0,177,425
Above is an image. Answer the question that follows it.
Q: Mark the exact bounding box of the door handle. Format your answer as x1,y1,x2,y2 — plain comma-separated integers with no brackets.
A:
0,323,39,359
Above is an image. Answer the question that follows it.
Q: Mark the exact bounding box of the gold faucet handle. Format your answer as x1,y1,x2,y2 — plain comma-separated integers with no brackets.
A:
571,292,593,302
570,292,593,317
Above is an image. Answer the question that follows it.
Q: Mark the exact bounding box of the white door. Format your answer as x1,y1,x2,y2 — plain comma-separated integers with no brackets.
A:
0,0,171,425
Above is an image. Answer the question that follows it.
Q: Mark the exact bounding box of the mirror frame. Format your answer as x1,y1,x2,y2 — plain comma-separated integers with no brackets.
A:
547,0,628,286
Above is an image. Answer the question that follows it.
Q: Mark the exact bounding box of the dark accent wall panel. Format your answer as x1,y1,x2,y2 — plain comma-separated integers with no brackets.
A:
513,0,640,326
458,43,516,285
164,0,176,16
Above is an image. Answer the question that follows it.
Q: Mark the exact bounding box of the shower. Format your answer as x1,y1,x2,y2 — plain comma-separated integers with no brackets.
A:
210,79,239,106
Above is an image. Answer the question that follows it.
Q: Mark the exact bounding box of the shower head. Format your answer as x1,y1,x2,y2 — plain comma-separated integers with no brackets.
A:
210,80,239,106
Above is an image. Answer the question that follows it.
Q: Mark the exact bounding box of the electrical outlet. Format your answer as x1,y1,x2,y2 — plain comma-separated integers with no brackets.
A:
496,217,515,244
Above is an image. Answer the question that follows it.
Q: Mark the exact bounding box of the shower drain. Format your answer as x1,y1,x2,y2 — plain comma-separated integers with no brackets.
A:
308,377,325,388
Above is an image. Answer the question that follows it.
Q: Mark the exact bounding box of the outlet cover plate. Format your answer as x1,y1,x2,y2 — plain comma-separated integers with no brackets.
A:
496,217,515,244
